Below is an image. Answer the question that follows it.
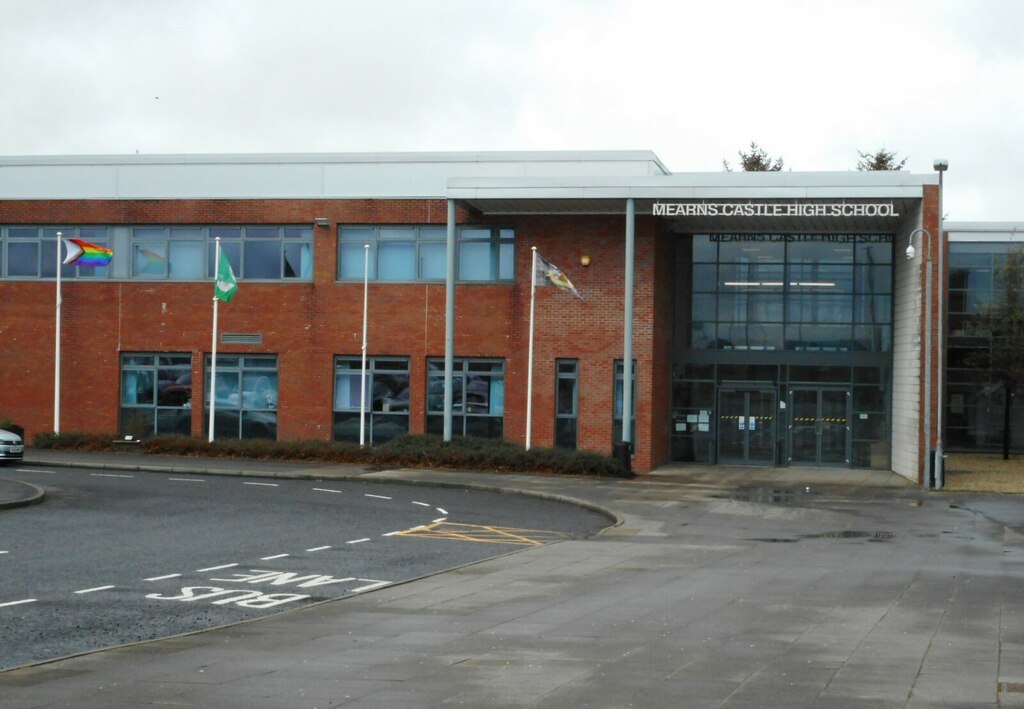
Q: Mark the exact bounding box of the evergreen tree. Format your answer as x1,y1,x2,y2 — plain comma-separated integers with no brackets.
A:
723,142,785,172
856,148,908,171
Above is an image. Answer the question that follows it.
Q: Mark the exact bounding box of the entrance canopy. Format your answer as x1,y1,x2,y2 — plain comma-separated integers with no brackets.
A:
449,171,935,234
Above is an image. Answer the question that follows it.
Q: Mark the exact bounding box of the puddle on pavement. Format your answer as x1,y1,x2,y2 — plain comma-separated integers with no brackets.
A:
748,530,896,544
713,486,813,505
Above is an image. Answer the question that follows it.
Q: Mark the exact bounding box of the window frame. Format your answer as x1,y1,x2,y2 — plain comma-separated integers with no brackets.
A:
425,357,505,439
337,225,515,284
333,356,411,445
203,354,279,440
1,226,113,280
119,352,193,437
555,359,579,449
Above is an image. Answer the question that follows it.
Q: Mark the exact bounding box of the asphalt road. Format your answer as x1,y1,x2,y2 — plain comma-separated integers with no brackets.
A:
0,466,609,670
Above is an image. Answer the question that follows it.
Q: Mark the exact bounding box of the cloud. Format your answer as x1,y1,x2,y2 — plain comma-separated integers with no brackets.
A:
0,0,1021,219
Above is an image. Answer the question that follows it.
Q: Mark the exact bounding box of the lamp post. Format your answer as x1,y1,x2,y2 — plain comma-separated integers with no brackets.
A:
933,159,948,489
906,227,933,487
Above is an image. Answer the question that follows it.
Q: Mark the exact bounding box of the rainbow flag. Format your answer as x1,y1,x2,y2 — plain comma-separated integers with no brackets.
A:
63,238,113,267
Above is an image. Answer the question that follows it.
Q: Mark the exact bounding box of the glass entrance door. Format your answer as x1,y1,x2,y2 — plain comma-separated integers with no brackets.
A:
789,388,849,466
718,389,776,465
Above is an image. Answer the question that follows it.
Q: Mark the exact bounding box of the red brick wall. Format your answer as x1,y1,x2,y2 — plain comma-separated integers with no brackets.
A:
916,184,943,480
0,199,668,470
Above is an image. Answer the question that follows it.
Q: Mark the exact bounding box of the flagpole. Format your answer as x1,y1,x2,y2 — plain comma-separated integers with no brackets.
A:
359,243,369,447
526,247,538,450
208,237,220,443
54,232,63,434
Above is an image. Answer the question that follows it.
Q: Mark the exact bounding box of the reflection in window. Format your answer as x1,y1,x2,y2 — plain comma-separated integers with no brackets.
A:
613,359,637,446
688,234,893,352
555,359,578,449
120,353,192,437
204,355,278,440
945,242,1024,452
339,226,445,282
1,226,111,279
333,357,410,445
202,226,312,281
425,358,504,439
338,225,514,283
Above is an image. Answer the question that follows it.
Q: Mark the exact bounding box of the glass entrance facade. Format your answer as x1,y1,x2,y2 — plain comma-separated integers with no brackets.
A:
671,233,894,467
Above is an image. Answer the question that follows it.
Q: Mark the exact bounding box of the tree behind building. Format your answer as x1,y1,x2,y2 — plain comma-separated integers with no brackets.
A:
857,149,908,171
723,142,785,171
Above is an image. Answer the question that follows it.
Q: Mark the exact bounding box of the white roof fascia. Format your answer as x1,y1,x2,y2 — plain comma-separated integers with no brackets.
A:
448,172,935,201
946,222,1024,242
0,150,669,200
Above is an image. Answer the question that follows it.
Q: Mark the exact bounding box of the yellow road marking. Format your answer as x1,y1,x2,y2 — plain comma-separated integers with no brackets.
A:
393,522,569,546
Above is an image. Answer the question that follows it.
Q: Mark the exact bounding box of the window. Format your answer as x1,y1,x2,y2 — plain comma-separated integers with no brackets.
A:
613,360,637,446
425,358,504,439
205,226,312,281
689,234,893,352
1,224,312,281
555,359,578,449
1,227,111,279
333,357,410,445
204,355,279,440
945,242,1024,451
338,226,513,283
120,354,192,437
458,227,515,281
134,225,311,280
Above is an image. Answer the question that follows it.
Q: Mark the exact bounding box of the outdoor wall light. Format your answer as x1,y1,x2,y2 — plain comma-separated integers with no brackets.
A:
313,217,330,227
580,254,592,267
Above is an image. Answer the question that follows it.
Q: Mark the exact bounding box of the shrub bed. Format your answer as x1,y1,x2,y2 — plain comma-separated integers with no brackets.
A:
30,432,622,476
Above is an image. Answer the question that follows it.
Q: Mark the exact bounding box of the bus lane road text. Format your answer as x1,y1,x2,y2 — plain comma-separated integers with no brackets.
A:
145,568,391,609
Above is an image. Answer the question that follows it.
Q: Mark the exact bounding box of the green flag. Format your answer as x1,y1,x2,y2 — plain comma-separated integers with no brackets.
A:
214,249,238,303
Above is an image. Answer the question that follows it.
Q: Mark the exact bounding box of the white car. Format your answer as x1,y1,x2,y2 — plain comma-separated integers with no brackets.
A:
0,428,24,464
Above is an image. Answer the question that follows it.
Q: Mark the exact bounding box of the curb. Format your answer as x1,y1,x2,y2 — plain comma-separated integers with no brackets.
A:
16,458,625,531
0,478,46,510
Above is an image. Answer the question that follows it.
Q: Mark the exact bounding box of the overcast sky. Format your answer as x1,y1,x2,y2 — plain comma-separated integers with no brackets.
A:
2,0,1021,221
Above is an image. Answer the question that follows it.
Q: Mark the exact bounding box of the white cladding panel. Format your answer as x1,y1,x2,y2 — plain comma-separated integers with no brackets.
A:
890,203,924,482
117,163,325,199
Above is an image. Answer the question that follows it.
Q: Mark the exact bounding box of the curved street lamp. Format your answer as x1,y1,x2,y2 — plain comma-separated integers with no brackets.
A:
933,160,948,489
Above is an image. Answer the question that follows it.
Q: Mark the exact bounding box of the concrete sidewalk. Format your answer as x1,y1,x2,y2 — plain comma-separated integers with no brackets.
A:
3,450,1023,708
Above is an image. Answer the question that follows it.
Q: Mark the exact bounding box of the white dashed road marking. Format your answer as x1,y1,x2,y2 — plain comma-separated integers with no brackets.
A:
351,580,390,593
0,599,37,608
6,472,455,608
195,563,238,572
